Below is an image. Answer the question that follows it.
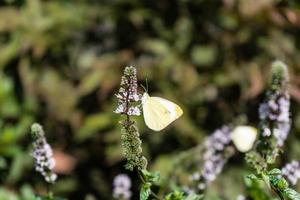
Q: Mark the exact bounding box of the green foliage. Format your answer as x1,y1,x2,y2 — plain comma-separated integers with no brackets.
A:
120,121,147,171
165,191,185,200
246,61,290,174
270,61,289,92
268,170,300,200
140,183,152,200
244,175,272,200
245,168,300,200
141,169,160,185
139,170,160,200
165,191,203,200
0,0,300,199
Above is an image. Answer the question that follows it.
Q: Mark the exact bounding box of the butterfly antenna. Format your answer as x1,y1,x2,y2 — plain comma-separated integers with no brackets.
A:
140,84,147,92
146,78,148,92
140,78,148,93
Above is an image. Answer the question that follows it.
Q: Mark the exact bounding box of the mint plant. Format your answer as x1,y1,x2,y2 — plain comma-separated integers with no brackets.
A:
114,61,300,200
244,61,300,200
31,123,65,200
115,66,203,200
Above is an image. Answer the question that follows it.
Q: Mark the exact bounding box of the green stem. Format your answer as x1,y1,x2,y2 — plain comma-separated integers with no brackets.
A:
138,171,162,200
46,183,54,200
271,186,284,200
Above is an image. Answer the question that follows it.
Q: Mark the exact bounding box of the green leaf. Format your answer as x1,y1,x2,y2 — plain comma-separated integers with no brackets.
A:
268,168,281,176
141,169,160,184
191,45,217,66
164,190,185,200
185,193,204,200
140,183,152,200
277,178,289,191
246,174,260,180
283,188,300,200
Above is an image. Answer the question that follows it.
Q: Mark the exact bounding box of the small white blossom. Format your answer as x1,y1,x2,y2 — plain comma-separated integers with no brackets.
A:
127,106,141,116
115,103,126,114
115,66,141,116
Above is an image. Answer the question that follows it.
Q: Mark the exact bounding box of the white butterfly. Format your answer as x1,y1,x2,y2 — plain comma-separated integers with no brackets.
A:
142,93,183,131
231,126,257,152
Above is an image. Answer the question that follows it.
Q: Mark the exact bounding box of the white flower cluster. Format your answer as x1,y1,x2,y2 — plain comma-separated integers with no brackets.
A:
236,195,246,200
113,174,132,200
115,66,141,116
259,90,290,146
191,126,232,190
282,160,300,185
31,124,57,184
259,61,290,147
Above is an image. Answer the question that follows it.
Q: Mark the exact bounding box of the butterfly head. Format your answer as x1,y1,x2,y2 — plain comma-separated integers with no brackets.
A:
142,92,149,105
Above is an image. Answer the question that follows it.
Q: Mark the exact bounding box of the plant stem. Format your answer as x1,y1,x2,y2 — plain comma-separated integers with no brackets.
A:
138,171,162,200
46,183,54,200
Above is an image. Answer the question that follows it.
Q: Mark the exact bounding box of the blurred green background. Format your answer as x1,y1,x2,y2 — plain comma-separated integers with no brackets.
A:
1,0,300,199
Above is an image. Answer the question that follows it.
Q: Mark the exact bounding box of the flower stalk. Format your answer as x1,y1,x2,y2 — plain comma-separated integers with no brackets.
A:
115,66,147,171
31,123,57,199
246,61,290,173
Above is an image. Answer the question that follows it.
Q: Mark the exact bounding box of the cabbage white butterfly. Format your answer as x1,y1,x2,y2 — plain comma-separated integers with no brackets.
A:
231,126,257,152
142,93,183,131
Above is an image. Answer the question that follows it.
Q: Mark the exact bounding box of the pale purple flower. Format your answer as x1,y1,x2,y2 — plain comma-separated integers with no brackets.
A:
282,160,300,185
31,124,57,184
115,66,141,116
191,126,233,190
258,61,290,146
113,174,132,200
259,91,290,146
127,106,141,116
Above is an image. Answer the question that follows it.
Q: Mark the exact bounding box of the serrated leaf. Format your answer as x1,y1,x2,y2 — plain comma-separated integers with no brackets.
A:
141,169,160,184
140,183,152,200
268,168,281,176
283,188,300,200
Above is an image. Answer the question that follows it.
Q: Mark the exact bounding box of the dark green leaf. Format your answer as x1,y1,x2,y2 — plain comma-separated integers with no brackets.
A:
140,183,152,200
283,188,300,200
141,169,160,184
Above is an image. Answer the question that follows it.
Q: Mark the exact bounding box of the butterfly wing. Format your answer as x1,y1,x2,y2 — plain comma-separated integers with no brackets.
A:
231,126,257,152
143,95,183,131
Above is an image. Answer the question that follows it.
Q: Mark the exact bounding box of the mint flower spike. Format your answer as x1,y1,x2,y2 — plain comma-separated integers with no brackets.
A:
115,66,147,171
115,66,141,116
259,60,290,147
31,123,57,184
189,126,234,191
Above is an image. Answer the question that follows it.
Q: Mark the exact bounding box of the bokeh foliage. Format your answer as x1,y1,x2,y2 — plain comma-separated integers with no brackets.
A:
1,0,300,199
